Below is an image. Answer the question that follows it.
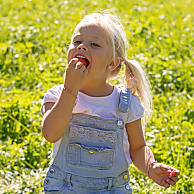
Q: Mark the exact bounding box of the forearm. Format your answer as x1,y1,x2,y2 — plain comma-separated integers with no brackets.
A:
42,89,78,143
130,145,155,176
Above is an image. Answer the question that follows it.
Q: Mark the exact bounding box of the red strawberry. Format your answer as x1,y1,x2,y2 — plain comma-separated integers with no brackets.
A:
76,57,89,68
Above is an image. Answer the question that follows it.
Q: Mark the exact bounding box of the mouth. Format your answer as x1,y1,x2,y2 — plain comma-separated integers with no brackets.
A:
75,55,90,68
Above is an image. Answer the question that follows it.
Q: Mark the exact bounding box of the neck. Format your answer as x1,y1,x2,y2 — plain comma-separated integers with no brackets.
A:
79,82,114,97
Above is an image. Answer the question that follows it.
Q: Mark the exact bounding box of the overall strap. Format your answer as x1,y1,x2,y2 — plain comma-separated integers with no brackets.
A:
118,85,131,113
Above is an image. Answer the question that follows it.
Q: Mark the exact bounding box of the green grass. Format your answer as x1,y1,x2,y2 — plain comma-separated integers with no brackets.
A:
0,0,193,193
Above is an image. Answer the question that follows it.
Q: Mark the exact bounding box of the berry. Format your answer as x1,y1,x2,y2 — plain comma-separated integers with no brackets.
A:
76,57,89,68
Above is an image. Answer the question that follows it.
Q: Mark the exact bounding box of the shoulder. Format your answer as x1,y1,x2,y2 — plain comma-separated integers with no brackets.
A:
115,84,144,123
127,93,144,123
46,84,64,94
40,84,64,116
43,84,64,101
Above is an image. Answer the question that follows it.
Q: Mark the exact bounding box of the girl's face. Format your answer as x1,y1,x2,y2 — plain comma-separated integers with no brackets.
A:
67,21,113,82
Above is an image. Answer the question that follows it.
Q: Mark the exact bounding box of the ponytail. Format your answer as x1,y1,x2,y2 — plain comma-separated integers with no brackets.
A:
122,58,153,126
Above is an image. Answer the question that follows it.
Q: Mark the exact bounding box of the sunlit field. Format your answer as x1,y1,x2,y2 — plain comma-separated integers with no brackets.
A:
0,0,193,193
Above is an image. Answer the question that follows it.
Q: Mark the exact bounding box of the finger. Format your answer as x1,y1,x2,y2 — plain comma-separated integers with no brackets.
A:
159,163,171,171
78,62,86,69
168,169,180,177
169,175,179,182
69,58,78,68
160,164,180,177
160,180,170,188
75,61,83,69
168,166,180,174
172,170,180,176
166,178,176,186
155,164,170,175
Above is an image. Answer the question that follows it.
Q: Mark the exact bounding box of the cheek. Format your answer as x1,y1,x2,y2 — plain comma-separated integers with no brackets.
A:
67,46,74,63
102,47,112,62
101,51,112,65
96,49,111,60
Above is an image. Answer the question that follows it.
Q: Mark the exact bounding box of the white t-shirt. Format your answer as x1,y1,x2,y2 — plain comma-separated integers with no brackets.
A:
41,84,144,165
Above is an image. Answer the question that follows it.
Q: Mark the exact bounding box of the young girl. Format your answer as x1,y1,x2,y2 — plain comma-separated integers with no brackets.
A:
41,12,180,193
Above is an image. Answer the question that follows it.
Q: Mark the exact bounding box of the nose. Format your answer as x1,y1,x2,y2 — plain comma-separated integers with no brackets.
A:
77,43,88,51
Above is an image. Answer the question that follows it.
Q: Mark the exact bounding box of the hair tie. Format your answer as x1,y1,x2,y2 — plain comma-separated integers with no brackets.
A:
121,57,126,63
121,57,135,79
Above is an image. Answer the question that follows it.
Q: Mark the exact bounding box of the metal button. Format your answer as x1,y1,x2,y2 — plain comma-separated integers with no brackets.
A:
123,174,128,180
125,184,130,190
45,179,50,185
117,120,123,127
50,168,54,174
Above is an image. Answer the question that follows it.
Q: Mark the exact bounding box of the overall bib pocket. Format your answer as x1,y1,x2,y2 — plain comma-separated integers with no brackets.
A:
67,143,114,169
66,123,117,170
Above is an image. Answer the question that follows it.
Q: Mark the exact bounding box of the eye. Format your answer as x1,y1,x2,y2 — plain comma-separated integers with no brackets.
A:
73,40,82,44
91,42,100,47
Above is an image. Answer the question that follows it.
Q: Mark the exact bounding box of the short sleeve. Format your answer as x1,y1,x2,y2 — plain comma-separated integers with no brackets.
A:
126,94,144,123
40,84,63,116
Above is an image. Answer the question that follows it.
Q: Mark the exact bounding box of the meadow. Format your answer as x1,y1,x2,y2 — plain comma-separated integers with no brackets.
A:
0,0,193,193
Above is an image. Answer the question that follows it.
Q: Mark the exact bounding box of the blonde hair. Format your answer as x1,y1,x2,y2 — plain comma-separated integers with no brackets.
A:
77,11,153,126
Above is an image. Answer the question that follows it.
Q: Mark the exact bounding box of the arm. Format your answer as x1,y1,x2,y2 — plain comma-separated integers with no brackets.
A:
41,59,88,143
41,89,77,143
126,119,155,175
126,119,180,188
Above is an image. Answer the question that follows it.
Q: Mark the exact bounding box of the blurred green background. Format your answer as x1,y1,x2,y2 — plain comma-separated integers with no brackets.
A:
0,0,193,193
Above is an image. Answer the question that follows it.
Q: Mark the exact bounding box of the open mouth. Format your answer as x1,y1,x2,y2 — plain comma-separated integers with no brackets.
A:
75,55,90,68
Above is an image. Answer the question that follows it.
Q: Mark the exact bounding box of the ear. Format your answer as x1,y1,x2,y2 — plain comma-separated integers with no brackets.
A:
107,57,120,71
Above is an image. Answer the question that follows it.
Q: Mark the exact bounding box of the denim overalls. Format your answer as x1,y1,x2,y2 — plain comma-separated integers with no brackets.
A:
43,86,133,193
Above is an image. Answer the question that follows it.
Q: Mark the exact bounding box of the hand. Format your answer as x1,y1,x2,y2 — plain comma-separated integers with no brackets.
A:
148,162,180,188
64,58,88,93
